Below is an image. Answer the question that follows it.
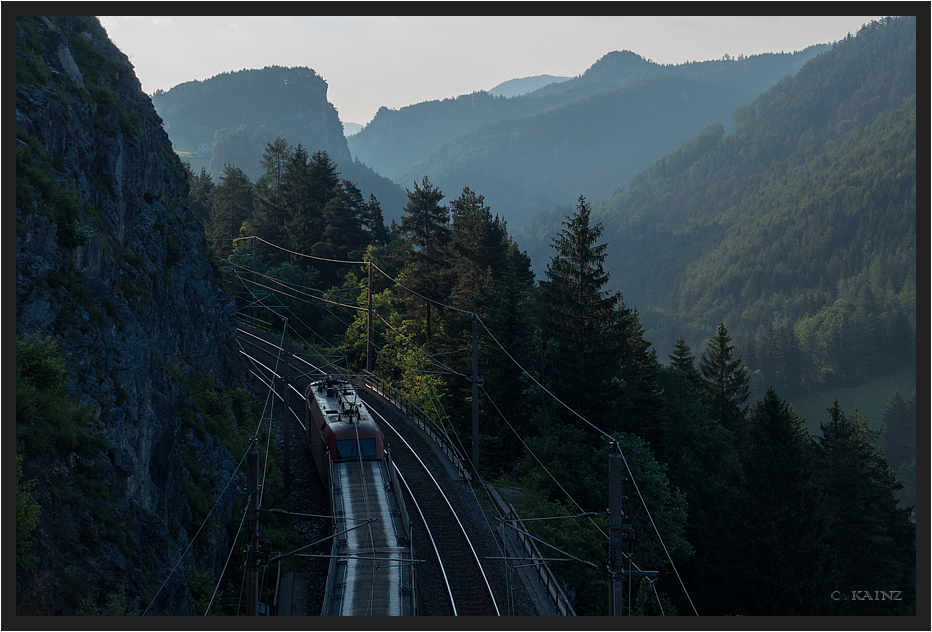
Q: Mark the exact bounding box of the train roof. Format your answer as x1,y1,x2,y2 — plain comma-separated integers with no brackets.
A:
308,377,380,436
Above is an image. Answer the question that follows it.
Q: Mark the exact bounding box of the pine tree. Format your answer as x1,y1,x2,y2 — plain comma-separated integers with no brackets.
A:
208,164,253,257
815,398,916,614
699,322,751,443
398,176,451,342
669,334,702,391
541,195,624,422
737,388,831,615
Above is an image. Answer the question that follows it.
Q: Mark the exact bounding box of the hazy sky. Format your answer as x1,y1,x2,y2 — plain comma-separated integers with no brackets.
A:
98,15,886,126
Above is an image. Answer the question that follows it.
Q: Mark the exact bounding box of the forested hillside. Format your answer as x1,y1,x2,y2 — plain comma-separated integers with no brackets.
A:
521,17,916,398
349,47,827,227
151,66,408,222
18,14,915,619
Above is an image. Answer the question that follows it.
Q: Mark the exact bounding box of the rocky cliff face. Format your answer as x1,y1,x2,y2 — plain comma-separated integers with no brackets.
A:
16,16,243,615
151,65,353,174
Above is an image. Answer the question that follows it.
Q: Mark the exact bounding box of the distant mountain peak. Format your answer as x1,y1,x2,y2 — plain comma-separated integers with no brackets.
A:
488,74,571,98
583,50,656,77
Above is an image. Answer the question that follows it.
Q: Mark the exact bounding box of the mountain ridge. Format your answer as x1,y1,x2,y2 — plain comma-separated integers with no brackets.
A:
533,16,917,394
151,66,409,222
349,45,830,226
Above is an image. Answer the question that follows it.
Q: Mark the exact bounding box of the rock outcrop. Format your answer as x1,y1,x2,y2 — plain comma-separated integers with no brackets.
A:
16,16,243,615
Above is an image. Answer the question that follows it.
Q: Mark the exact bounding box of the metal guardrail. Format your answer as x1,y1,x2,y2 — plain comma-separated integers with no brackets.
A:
237,312,277,335
506,503,576,616
362,374,471,482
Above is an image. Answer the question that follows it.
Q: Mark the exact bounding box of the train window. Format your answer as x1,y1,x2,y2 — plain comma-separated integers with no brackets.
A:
334,438,378,461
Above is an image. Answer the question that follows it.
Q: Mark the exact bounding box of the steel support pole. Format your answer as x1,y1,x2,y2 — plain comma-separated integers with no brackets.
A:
609,451,625,616
471,314,479,481
246,443,259,616
281,318,290,492
367,263,373,374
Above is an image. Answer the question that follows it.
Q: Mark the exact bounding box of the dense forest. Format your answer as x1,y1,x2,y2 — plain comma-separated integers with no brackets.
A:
147,16,920,617
17,15,916,618
524,16,916,401
195,136,915,617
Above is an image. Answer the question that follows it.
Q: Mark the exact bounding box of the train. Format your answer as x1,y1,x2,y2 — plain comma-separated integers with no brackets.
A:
305,376,417,616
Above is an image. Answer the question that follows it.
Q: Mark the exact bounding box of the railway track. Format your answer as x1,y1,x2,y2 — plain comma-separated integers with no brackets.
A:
235,325,533,616
371,404,499,616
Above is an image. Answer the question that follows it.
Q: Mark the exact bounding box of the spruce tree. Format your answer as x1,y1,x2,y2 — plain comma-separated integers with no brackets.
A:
815,398,916,614
737,388,831,615
398,176,451,342
184,163,215,226
449,187,508,280
363,193,391,245
249,138,293,265
880,388,916,473
208,164,253,257
699,321,751,443
616,307,662,441
669,334,702,391
280,144,316,259
541,195,624,423
343,180,390,246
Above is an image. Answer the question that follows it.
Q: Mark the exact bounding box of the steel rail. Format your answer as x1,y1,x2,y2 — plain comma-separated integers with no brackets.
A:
367,406,500,616
392,463,457,615
238,326,497,615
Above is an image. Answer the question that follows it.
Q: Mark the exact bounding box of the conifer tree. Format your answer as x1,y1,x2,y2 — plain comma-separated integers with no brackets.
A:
398,176,451,341
815,398,916,614
449,187,508,279
343,180,390,245
541,195,624,422
208,164,253,257
184,162,215,226
248,138,293,265
616,307,663,441
669,334,702,391
280,144,315,258
306,150,342,213
699,322,751,442
364,193,392,245
880,388,916,472
736,388,831,615
441,187,538,469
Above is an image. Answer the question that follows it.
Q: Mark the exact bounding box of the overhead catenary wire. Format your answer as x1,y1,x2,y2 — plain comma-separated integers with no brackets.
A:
479,383,609,539
474,314,697,615
142,445,251,615
226,235,696,614
205,504,249,615
228,260,367,312
478,381,668,614
247,235,369,266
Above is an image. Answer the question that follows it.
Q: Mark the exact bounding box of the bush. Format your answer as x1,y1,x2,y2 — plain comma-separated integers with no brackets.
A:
16,334,106,454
